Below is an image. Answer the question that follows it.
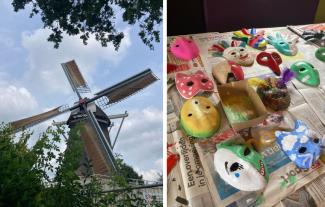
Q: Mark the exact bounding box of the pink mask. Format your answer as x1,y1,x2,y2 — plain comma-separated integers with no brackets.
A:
170,37,200,61
176,70,214,99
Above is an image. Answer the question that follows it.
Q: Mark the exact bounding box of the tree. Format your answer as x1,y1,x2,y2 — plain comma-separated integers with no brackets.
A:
116,154,143,180
11,0,162,50
0,123,162,206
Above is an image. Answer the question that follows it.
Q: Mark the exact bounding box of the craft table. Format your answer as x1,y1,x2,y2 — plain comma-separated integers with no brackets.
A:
167,24,325,207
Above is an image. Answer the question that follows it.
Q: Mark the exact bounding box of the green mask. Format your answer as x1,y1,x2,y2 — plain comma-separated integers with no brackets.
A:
214,142,269,191
290,61,320,87
315,47,325,62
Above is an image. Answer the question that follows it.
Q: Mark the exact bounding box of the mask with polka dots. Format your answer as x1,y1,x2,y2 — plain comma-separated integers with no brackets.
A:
175,70,214,99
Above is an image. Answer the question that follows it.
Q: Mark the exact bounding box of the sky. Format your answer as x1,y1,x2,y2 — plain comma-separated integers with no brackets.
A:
0,1,163,181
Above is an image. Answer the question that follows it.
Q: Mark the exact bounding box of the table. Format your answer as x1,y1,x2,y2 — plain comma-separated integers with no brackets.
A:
167,24,325,207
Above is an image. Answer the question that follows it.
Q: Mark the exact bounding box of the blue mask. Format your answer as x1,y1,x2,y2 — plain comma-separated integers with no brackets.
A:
267,33,298,56
275,120,322,169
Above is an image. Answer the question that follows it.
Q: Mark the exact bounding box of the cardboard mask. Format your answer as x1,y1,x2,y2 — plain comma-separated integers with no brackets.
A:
267,33,298,56
275,120,322,169
212,60,244,84
209,40,254,66
214,142,269,191
290,61,320,87
180,97,221,138
233,28,267,50
175,70,214,99
170,37,200,61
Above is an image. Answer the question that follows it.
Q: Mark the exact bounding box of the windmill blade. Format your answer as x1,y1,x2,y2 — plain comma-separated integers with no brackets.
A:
86,109,117,172
93,69,158,107
108,112,128,119
52,121,67,126
10,105,69,133
61,60,91,94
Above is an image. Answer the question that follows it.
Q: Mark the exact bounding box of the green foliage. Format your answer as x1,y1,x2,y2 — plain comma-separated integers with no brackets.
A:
11,0,162,50
0,123,162,207
116,154,143,180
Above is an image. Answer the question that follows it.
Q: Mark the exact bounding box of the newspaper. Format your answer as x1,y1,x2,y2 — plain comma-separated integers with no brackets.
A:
305,174,325,206
171,130,214,207
275,187,317,207
167,25,325,207
167,133,188,207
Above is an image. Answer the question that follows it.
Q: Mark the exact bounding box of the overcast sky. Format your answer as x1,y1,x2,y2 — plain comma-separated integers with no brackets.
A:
0,1,163,181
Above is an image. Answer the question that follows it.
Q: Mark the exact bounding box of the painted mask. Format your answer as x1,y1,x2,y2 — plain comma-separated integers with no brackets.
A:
267,33,298,56
214,142,269,191
180,97,221,138
223,46,254,66
233,28,267,50
256,51,282,76
170,37,200,61
275,120,322,169
212,60,244,84
209,40,254,66
175,71,214,99
290,61,320,87
315,47,325,62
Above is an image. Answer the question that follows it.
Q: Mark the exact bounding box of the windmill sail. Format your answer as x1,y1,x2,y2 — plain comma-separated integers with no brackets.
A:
61,60,91,93
85,109,117,173
10,106,68,133
94,69,158,106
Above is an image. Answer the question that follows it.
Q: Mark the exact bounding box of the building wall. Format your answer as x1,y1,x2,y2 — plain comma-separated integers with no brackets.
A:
315,0,325,23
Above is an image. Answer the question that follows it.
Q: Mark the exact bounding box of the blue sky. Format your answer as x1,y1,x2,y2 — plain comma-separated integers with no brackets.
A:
0,1,163,180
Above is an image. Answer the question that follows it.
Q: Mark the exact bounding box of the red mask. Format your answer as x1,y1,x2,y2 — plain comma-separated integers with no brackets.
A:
176,70,214,99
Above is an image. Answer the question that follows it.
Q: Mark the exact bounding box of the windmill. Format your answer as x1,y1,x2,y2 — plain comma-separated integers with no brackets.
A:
9,60,158,176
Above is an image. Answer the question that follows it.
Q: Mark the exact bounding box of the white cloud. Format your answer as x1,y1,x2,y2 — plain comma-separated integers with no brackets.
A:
155,158,163,169
136,168,161,182
21,27,132,95
113,107,163,173
0,84,38,122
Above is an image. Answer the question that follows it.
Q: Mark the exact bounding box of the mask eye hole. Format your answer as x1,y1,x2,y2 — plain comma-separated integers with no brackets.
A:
279,42,285,45
244,147,251,156
188,113,192,117
175,44,180,47
231,52,236,56
186,81,194,86
188,40,191,43
239,48,245,52
201,78,208,83
314,138,320,144
194,101,198,104
206,106,210,109
298,146,307,154
299,67,307,73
